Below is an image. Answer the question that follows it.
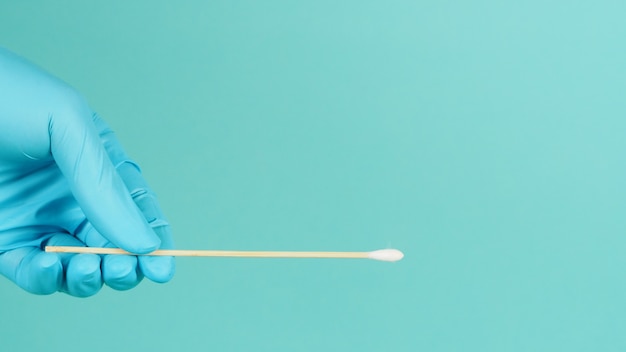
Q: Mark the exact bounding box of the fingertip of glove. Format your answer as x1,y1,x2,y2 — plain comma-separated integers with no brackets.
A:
124,238,161,255
102,255,141,291
25,252,63,295
65,254,103,298
139,256,175,283
110,226,161,255
37,252,61,269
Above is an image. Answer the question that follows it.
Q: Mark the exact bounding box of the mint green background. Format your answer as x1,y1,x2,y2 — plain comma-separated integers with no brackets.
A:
2,1,626,351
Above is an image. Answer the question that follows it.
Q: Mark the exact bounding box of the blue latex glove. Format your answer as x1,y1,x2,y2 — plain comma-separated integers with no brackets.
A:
0,47,175,297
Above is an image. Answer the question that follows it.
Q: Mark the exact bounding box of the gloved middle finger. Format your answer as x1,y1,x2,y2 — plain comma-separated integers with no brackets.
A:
74,220,143,291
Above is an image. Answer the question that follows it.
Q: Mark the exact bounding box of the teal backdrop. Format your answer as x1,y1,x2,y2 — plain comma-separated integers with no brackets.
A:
2,1,626,351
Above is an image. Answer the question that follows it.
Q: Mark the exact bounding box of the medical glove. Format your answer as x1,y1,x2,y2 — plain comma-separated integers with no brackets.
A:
0,47,175,297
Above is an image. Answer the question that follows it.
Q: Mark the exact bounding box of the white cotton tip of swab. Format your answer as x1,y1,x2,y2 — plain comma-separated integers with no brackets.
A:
367,249,404,262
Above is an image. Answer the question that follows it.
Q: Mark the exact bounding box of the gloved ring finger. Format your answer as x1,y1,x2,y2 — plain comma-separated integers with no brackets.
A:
74,220,143,290
44,233,102,297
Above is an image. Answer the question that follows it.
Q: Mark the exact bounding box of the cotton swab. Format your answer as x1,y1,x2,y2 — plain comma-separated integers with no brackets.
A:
44,246,404,262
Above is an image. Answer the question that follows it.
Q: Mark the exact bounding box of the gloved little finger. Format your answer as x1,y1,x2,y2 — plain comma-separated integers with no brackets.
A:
0,246,62,295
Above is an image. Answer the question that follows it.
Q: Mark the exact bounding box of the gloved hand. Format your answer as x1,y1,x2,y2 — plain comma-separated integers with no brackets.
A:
0,47,175,297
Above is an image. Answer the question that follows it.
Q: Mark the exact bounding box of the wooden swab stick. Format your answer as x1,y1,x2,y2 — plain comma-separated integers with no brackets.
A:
45,246,404,262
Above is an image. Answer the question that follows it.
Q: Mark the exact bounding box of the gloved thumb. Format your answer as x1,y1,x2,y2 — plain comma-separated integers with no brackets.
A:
48,92,160,254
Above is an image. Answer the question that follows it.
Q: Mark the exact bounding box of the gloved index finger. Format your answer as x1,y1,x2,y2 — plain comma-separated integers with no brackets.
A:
48,91,161,254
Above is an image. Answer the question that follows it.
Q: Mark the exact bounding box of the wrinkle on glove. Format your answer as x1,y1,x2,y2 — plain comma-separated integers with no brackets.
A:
0,46,175,297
